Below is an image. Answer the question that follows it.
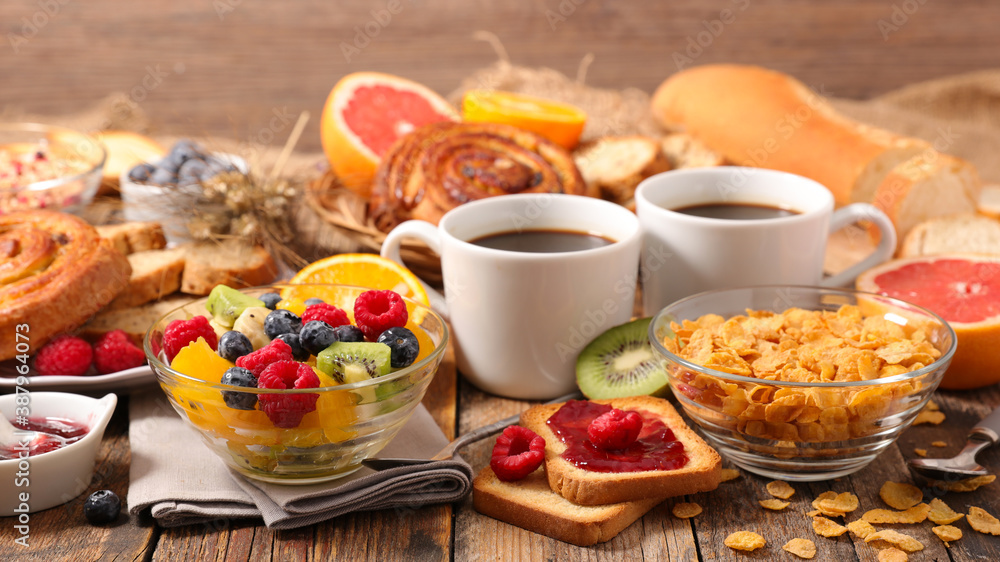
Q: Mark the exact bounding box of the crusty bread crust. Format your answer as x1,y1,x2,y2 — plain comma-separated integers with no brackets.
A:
573,135,670,205
521,396,721,506
107,247,187,310
96,221,167,255
179,240,278,295
651,64,928,206
899,212,1000,258
472,466,662,546
79,294,195,343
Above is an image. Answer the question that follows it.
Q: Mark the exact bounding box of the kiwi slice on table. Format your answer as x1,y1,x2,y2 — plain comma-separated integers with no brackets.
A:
206,285,265,328
575,317,670,399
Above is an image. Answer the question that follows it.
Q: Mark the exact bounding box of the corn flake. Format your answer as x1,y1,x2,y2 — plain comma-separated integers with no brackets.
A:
759,498,790,511
846,519,876,539
671,502,702,519
932,524,962,546
939,474,996,492
862,503,930,524
812,516,848,537
865,529,924,552
724,531,766,551
817,492,859,514
720,468,741,482
879,481,923,510
927,498,964,525
968,506,1000,535
913,409,946,425
782,537,816,559
877,547,909,562
931,440,947,447
913,448,927,457
766,480,796,499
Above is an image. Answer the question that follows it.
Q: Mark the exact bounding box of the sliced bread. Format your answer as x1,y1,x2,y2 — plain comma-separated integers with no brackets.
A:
107,247,187,310
179,240,278,295
899,213,1000,257
573,136,669,205
660,132,726,169
520,396,722,506
79,293,196,342
472,466,662,547
96,221,167,255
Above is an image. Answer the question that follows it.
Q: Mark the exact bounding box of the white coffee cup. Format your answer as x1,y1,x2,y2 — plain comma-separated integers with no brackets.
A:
635,167,897,317
380,194,641,400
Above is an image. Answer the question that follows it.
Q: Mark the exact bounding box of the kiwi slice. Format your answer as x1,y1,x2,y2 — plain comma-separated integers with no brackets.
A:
575,317,670,399
317,342,392,384
206,285,265,328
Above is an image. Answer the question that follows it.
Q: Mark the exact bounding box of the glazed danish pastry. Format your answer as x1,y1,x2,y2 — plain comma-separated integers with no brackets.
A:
371,121,592,230
1,210,131,361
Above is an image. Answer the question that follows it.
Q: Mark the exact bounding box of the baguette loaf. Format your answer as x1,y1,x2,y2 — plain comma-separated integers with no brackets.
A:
472,466,662,547
521,396,721,506
651,65,947,206
900,213,1000,257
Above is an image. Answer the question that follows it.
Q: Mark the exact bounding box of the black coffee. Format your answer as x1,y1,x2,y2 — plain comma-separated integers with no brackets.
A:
673,202,800,220
469,229,615,253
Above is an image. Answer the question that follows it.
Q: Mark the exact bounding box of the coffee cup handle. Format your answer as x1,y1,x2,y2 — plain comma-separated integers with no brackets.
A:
380,220,450,319
821,203,898,288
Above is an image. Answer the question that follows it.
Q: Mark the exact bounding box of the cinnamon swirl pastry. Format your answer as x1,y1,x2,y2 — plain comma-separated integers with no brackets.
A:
371,122,593,229
1,210,131,361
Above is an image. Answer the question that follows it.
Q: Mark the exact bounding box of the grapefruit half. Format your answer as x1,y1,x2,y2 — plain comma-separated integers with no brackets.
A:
320,72,458,198
856,254,1000,389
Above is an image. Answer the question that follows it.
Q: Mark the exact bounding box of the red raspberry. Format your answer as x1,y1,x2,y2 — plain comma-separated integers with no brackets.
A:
587,408,643,450
34,335,93,377
256,360,320,428
353,290,408,342
301,303,350,328
162,316,218,361
490,426,546,482
93,330,146,374
236,339,294,378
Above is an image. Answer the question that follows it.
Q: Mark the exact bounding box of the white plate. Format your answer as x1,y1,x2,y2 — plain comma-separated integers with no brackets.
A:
0,364,157,393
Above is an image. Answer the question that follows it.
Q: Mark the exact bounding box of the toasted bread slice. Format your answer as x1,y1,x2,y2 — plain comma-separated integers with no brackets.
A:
521,396,722,506
573,135,669,205
179,240,278,295
660,133,726,169
472,466,662,547
96,221,167,256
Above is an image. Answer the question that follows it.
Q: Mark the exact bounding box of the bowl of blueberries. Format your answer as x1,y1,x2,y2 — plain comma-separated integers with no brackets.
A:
120,139,245,244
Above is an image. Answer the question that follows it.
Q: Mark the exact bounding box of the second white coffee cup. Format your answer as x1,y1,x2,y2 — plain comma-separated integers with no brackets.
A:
380,193,641,400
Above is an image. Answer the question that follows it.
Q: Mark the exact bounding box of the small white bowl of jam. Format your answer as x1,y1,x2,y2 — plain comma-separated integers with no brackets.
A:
0,392,117,515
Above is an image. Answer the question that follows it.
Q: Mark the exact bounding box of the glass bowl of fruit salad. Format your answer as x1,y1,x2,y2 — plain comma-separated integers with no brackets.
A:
144,283,449,484
0,123,106,215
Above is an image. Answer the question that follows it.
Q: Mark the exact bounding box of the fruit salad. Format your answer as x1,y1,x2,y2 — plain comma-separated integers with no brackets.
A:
151,284,445,481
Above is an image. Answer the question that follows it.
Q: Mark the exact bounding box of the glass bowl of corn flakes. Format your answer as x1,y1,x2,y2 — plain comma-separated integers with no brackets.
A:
0,123,106,215
649,285,956,481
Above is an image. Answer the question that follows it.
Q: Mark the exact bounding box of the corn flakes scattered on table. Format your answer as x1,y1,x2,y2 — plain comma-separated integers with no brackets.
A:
759,499,790,511
766,480,796,499
865,529,924,552
671,502,702,519
812,516,848,537
846,519,876,539
782,537,816,559
719,467,741,482
913,448,927,457
862,503,930,525
934,474,996,492
931,440,947,447
927,498,964,525
877,547,909,562
879,481,923,510
968,506,1000,535
931,524,962,546
724,531,766,551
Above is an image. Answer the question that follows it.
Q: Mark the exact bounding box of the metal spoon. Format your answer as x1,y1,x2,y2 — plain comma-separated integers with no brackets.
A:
362,390,583,471
908,404,1000,482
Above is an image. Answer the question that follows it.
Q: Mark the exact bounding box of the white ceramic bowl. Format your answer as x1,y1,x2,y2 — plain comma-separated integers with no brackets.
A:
0,392,117,515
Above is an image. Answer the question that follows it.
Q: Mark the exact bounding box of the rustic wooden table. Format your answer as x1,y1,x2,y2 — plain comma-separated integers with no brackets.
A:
3,354,998,561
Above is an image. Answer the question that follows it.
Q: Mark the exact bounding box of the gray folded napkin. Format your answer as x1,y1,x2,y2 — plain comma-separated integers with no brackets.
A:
127,390,472,529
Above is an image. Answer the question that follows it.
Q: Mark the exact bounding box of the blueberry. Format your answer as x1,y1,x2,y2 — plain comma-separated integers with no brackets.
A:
221,367,258,410
177,158,209,185
275,333,308,361
149,167,178,186
128,163,155,183
304,298,325,307
83,490,121,525
299,321,337,356
169,139,204,162
377,327,420,368
218,331,253,362
200,157,238,180
264,309,301,339
259,292,281,310
332,324,365,343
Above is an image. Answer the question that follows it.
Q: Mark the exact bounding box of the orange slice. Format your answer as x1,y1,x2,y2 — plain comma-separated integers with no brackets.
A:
285,253,429,307
320,72,458,198
461,90,587,150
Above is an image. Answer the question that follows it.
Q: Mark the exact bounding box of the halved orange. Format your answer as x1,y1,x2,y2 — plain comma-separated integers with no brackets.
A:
461,90,587,150
320,72,458,198
284,253,429,306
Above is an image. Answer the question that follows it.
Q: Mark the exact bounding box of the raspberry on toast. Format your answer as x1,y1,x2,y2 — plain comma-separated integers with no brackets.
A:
520,395,722,506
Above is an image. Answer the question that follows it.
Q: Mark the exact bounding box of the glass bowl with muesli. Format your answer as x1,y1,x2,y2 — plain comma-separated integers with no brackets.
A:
0,123,106,215
649,285,956,481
